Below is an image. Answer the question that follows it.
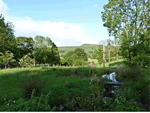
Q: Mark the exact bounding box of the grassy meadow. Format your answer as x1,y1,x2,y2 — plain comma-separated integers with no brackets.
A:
0,59,149,111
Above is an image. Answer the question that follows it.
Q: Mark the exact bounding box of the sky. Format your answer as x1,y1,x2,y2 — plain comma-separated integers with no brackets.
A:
0,0,114,47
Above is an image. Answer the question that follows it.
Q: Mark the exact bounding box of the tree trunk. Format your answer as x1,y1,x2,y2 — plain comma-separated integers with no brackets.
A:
128,48,131,66
103,42,105,68
5,64,6,69
108,45,110,68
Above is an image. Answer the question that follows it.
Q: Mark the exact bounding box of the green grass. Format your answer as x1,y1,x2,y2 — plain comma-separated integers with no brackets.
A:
0,65,149,111
0,67,112,101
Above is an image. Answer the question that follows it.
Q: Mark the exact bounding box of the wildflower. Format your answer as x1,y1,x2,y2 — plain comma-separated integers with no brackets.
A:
13,101,15,103
90,82,91,85
97,79,100,82
92,85,94,87
7,103,9,106
94,75,97,77
91,78,93,81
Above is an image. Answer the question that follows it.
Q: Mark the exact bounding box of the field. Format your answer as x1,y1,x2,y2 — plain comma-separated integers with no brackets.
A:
0,66,116,111
0,59,149,111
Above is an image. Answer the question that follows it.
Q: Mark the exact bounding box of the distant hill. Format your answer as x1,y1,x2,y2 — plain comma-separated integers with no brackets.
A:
58,43,116,57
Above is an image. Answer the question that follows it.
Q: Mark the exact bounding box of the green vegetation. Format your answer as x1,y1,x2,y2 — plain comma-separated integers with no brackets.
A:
0,65,149,111
0,0,149,111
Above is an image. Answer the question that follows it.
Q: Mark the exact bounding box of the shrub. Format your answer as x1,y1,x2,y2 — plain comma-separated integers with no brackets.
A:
110,93,146,111
89,66,98,76
115,65,150,107
19,53,35,68
70,68,77,75
17,72,46,99
0,90,56,111
64,81,75,89
74,91,112,111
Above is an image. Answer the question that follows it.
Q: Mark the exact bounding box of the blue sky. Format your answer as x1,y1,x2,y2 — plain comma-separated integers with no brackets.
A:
0,0,114,47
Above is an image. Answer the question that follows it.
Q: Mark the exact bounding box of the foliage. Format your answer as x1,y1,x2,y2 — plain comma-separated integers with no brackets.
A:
33,36,60,65
94,46,103,67
0,90,56,111
101,0,149,67
17,71,46,99
110,93,146,111
0,51,16,69
74,48,88,61
0,66,149,111
19,53,35,67
63,50,87,66
115,66,150,103
70,68,78,75
0,14,16,57
74,59,86,66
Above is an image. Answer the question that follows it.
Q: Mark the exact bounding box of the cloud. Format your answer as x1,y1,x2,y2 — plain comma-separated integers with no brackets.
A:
94,4,99,7
0,0,9,18
0,0,100,47
77,37,99,44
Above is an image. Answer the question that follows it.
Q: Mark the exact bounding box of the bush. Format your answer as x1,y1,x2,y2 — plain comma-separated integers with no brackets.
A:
0,90,56,111
19,53,35,68
89,66,98,76
115,65,150,105
17,72,46,99
70,68,78,75
110,93,146,111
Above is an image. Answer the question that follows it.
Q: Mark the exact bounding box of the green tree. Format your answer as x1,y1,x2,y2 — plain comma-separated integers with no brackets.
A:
51,42,60,65
101,0,149,67
0,51,16,69
94,46,103,67
91,53,97,59
19,53,35,67
71,54,79,66
33,36,60,65
74,59,86,66
16,36,35,61
0,14,17,59
63,51,75,66
74,48,88,61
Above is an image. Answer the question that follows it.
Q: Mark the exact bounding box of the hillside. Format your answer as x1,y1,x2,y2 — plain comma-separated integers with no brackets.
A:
58,44,117,57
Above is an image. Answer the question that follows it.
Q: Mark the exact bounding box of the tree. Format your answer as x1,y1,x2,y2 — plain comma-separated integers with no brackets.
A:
91,53,97,59
94,45,103,67
0,51,16,69
101,0,149,67
106,39,111,68
63,51,75,66
19,53,35,67
74,48,88,61
74,59,86,66
16,36,35,61
0,14,17,59
71,54,79,66
33,36,60,65
51,42,60,65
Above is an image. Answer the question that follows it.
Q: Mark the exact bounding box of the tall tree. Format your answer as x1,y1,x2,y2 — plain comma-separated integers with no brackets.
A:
0,14,16,56
94,45,103,67
16,36,34,61
33,36,60,65
74,48,88,61
101,0,149,67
